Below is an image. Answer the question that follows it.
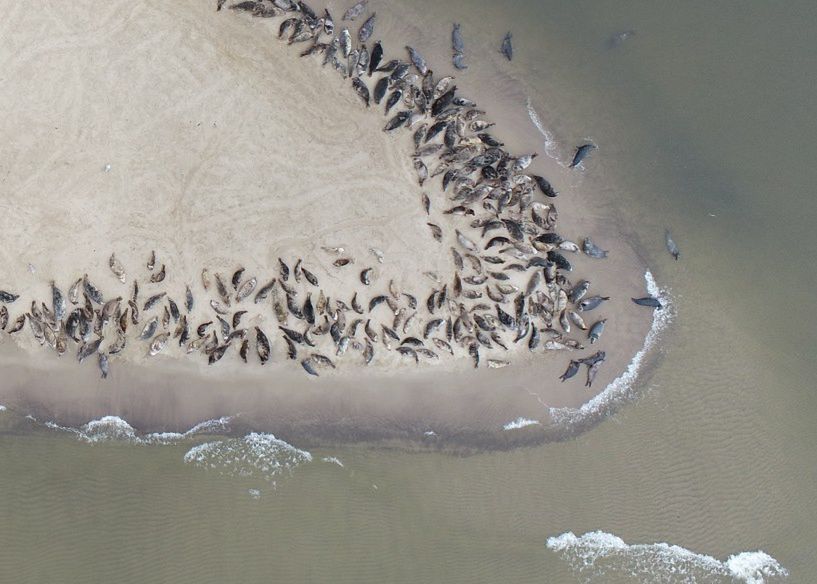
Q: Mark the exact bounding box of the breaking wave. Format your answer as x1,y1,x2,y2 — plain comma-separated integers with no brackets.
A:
44,415,232,444
183,433,312,482
40,414,322,485
548,270,673,430
322,456,344,467
547,531,788,584
503,417,541,431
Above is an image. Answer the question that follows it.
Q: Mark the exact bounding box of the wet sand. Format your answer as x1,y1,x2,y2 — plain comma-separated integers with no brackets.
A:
0,0,654,447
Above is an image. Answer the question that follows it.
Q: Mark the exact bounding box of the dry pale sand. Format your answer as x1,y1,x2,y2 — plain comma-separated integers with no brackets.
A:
0,0,655,447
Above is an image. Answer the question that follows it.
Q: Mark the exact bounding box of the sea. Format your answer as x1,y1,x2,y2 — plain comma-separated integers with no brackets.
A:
1,0,815,582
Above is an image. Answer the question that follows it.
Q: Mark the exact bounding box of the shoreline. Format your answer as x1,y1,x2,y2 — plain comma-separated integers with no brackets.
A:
0,0,660,450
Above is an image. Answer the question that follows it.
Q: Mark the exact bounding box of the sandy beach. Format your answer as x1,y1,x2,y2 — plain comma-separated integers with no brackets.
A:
0,0,656,448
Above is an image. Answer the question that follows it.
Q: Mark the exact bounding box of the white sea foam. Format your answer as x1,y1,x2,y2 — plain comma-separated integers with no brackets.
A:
548,270,673,430
547,531,788,584
322,456,344,467
183,433,312,482
142,415,233,444
247,489,262,500
182,416,232,436
526,98,560,161
81,416,140,442
45,415,232,445
726,551,789,584
503,417,541,431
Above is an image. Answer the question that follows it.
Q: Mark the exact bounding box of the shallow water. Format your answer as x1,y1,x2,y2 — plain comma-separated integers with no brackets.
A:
2,0,816,582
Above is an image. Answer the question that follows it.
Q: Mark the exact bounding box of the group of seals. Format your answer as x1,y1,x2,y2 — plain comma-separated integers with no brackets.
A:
0,0,665,386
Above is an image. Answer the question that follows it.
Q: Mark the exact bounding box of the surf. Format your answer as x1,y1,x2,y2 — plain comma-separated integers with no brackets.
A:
547,530,788,583
183,432,313,483
43,414,232,445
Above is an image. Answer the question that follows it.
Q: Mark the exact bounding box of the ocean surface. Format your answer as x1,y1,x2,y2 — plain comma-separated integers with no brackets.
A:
1,0,815,582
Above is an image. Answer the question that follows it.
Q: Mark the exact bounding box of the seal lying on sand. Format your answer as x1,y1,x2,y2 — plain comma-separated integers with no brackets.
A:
0,290,20,303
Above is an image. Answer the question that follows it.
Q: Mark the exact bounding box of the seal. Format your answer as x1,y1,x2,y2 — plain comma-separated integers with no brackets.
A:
632,296,662,308
342,0,367,21
368,40,383,76
559,360,580,382
352,77,370,106
358,12,375,43
578,295,610,312
405,46,427,75
588,319,606,344
500,32,513,61
582,237,609,259
569,143,596,168
665,229,680,260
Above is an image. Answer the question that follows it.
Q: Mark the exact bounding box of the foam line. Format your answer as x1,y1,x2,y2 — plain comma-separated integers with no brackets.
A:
526,97,560,161
547,531,788,583
503,417,541,431
44,415,232,444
